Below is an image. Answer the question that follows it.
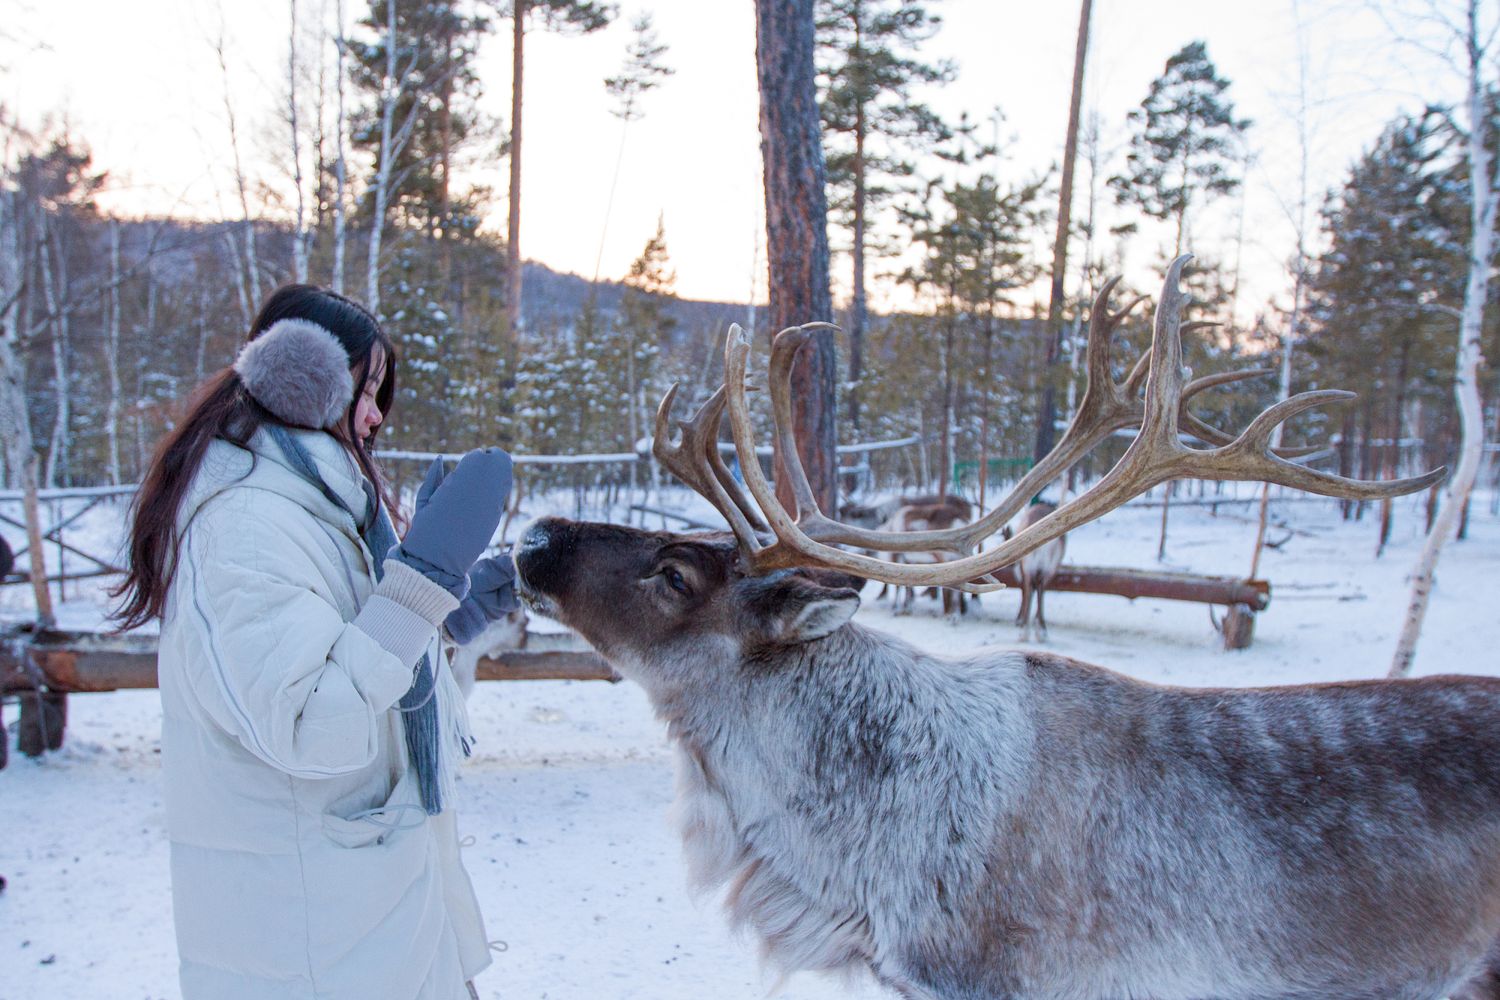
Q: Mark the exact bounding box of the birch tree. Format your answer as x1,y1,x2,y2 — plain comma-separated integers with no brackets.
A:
214,28,262,306
288,0,310,283
1390,0,1496,677
365,0,409,315
105,218,122,484
0,132,54,624
1251,0,1314,579
38,210,70,487
332,0,350,292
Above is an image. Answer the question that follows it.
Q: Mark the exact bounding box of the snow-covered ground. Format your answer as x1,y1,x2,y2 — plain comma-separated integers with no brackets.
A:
3,489,1499,1000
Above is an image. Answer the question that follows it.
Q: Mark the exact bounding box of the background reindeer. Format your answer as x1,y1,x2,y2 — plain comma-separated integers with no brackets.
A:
875,496,971,616
516,259,1483,1000
1003,501,1065,639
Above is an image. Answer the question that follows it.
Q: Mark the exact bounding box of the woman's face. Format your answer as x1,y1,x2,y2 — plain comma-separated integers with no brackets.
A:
352,349,386,444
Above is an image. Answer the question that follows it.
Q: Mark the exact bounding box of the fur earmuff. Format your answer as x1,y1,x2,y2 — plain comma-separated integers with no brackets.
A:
233,318,355,429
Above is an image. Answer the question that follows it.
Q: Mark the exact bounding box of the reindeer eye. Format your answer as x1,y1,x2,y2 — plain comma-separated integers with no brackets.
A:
663,567,689,595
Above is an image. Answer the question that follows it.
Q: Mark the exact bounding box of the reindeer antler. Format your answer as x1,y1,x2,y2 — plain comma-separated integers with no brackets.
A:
653,256,1445,590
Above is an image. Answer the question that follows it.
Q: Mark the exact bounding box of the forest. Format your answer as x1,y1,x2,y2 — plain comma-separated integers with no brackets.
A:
1,0,1496,530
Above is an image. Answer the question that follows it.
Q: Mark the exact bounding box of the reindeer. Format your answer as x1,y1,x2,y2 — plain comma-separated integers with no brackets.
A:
876,498,971,617
1003,501,1065,640
515,258,1494,1000
448,608,529,699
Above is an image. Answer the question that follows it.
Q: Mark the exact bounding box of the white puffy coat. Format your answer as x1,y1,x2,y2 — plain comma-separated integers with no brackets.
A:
157,427,491,999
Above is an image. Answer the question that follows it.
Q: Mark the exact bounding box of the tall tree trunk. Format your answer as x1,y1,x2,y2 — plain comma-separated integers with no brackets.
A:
289,0,309,283
366,0,398,315
755,0,836,512
39,217,69,489
332,0,349,293
0,190,53,624
106,219,123,485
1390,0,1494,677
217,31,262,303
847,0,867,436
1377,342,1411,558
939,309,955,500
222,229,252,330
1034,0,1092,464
506,0,526,360
1251,7,1309,576
978,313,994,513
438,15,455,287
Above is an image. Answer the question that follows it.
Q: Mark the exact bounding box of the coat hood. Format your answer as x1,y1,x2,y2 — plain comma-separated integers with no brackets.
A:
181,427,372,540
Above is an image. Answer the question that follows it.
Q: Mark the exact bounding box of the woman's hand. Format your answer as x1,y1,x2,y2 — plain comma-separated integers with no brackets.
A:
391,448,512,597
443,553,520,646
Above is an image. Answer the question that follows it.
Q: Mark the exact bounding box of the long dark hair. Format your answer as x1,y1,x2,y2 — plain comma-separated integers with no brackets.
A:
110,284,398,631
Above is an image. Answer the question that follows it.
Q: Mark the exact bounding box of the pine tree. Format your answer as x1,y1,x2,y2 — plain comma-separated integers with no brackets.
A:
757,0,837,511
816,0,954,433
594,13,673,282
501,0,616,351
900,169,1046,498
612,219,675,464
349,0,493,242
1305,113,1466,545
1109,41,1250,258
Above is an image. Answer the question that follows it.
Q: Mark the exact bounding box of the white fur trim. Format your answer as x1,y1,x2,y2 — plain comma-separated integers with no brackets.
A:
233,318,355,429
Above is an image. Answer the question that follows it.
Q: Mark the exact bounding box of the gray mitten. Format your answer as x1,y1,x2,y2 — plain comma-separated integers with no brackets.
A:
390,448,513,597
444,553,521,646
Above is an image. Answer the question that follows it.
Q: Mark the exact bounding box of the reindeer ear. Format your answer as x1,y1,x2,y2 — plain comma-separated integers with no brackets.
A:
748,573,860,645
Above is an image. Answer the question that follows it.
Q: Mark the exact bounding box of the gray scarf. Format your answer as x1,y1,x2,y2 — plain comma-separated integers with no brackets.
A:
267,425,460,815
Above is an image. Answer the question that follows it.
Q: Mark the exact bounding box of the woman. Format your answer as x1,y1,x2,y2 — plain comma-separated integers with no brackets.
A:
113,285,516,999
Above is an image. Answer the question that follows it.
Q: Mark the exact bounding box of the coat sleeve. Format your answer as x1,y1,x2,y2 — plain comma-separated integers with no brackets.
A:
175,499,456,779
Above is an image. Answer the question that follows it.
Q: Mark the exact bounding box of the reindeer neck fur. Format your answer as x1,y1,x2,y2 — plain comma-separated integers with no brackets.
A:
640,622,1035,987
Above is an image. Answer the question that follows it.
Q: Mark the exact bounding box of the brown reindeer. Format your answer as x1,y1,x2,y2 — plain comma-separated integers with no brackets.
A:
516,259,1483,1000
848,495,974,614
876,499,971,616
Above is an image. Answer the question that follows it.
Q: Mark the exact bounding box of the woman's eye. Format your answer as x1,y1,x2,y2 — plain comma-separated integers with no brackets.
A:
663,568,688,594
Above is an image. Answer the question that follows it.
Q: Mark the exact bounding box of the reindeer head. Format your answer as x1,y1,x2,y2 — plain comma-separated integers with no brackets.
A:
514,517,861,690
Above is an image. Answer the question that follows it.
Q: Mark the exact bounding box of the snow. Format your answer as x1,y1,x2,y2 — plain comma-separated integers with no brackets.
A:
3,490,1500,999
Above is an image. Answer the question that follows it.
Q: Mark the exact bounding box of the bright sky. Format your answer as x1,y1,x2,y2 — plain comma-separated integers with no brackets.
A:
3,0,1476,326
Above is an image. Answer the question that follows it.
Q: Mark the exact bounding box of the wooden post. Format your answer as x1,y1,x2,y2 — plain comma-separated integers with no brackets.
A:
17,689,66,756
22,457,54,626
1221,603,1256,651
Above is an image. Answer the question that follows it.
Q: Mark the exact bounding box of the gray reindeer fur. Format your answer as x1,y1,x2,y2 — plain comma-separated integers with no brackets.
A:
233,317,354,429
515,517,1500,1000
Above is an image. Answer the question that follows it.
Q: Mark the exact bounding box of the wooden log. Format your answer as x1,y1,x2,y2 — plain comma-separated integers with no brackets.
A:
0,628,618,693
474,649,619,683
0,630,159,693
981,564,1270,612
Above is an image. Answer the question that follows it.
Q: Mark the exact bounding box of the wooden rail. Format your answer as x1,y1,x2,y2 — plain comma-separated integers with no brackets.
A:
0,627,616,695
982,564,1270,612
